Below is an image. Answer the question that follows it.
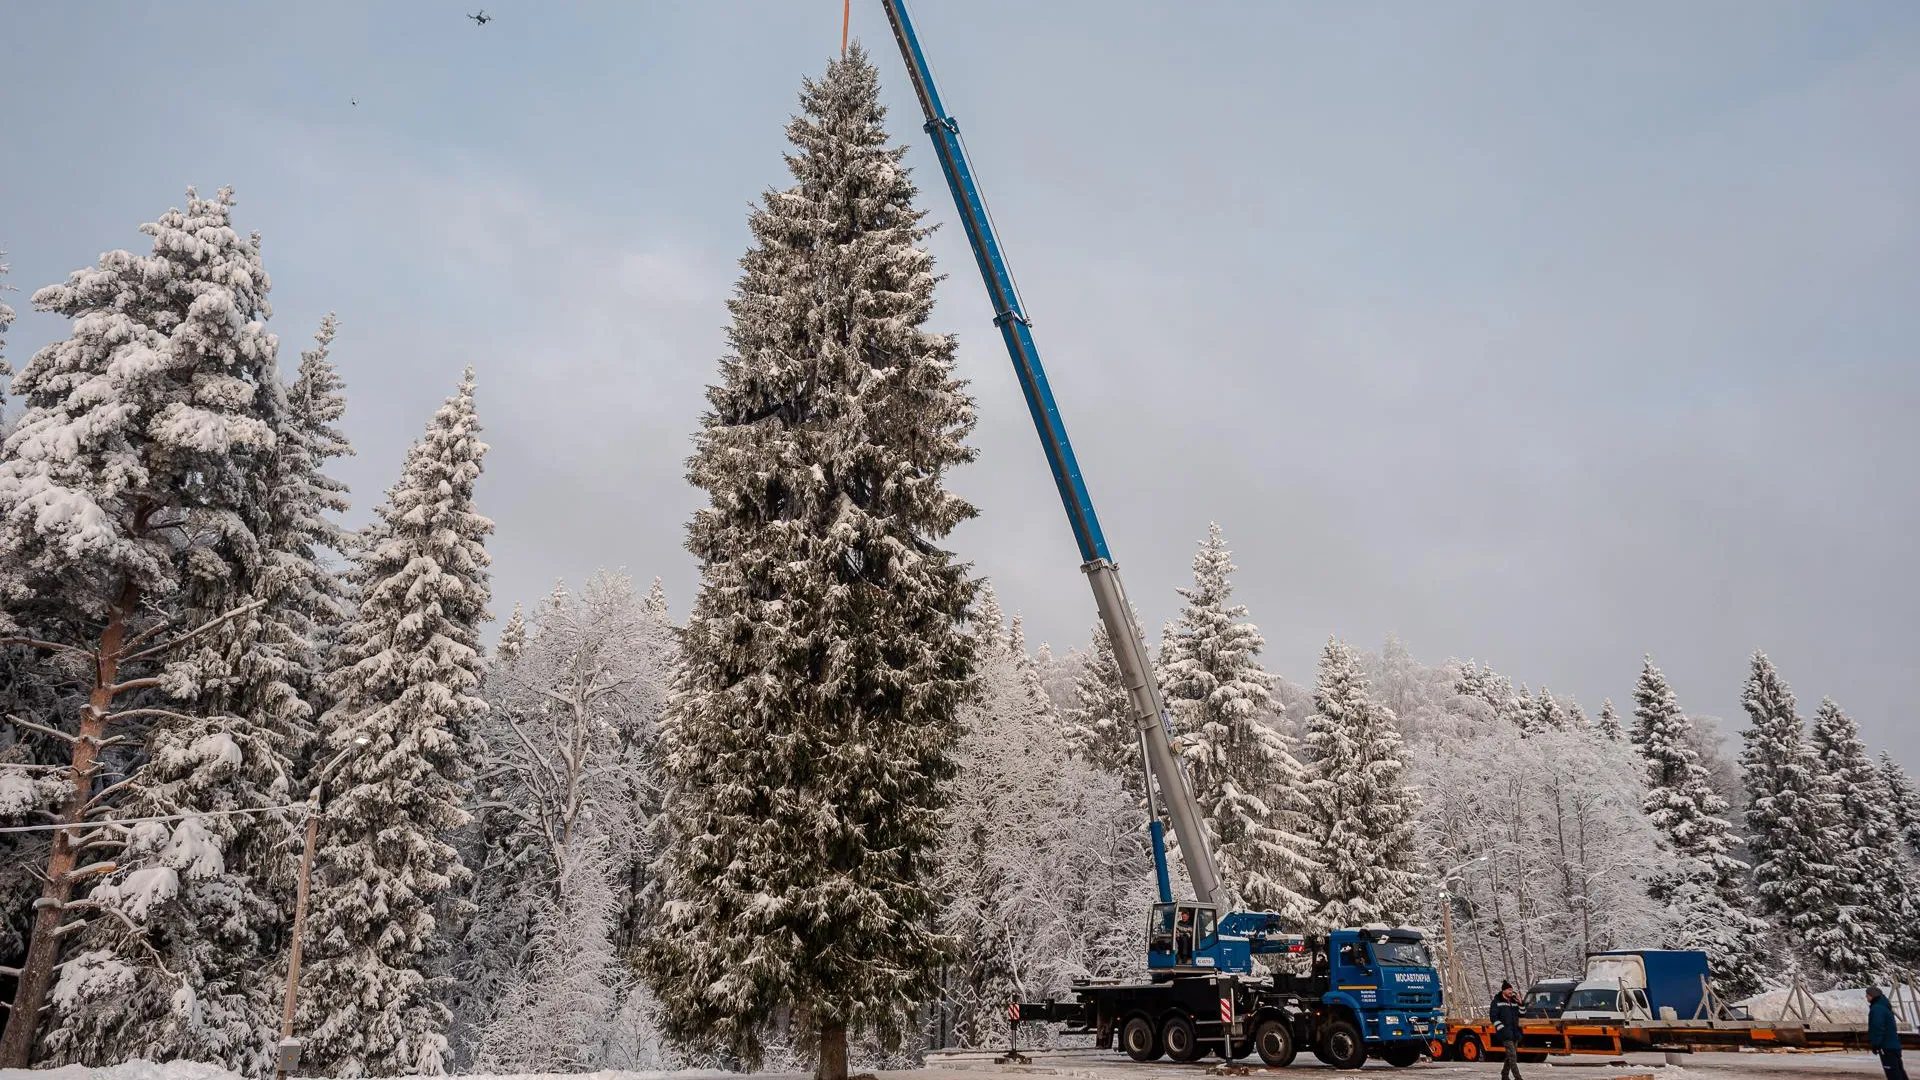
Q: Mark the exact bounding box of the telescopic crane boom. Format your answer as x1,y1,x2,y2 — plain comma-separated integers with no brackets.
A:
878,0,1221,911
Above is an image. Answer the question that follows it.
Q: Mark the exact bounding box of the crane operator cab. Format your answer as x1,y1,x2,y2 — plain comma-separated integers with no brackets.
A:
1149,902,1217,971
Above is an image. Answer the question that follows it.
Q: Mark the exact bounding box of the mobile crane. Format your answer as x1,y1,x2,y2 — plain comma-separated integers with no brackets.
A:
877,1,1447,1069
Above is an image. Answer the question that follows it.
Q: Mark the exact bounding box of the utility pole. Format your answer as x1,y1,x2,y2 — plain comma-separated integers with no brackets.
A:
274,737,368,1080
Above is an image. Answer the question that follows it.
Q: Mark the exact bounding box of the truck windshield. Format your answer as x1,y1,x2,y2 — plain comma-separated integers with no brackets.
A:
1566,988,1620,1012
1372,941,1431,967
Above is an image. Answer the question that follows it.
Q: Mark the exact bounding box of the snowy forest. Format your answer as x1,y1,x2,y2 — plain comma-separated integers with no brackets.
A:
1,46,1918,1080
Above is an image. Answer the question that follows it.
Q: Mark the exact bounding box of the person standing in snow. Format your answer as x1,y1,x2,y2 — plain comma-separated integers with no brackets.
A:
1490,981,1525,1079
1868,986,1908,1080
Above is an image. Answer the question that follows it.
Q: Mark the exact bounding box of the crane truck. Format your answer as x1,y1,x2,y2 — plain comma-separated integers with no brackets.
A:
877,1,1446,1069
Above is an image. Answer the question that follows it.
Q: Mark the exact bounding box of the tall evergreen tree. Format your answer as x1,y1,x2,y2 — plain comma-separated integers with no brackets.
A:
45,320,353,1078
1302,638,1423,927
299,371,492,1077
1631,659,1746,887
1625,658,1771,993
1810,699,1912,963
0,189,283,1066
1881,754,1920,858
1739,653,1875,983
638,47,977,1080
1158,523,1313,919
1596,698,1624,741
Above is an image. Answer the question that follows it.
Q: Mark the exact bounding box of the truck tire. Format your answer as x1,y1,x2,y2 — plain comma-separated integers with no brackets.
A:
1162,1013,1203,1063
1380,1043,1422,1068
1315,1019,1368,1070
1454,1032,1484,1063
1121,1015,1163,1062
1252,1019,1296,1068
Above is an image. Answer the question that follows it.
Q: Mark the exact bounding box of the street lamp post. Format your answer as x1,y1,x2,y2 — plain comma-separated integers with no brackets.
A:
1436,855,1489,1017
275,737,368,1080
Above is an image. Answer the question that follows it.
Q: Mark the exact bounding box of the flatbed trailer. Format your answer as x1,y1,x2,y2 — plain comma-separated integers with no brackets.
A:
1432,1016,1920,1063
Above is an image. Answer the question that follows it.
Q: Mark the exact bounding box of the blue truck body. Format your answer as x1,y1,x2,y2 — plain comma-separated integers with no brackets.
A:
1588,949,1711,1020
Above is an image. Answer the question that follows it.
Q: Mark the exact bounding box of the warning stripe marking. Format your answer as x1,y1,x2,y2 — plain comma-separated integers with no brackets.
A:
1007,1003,1020,1022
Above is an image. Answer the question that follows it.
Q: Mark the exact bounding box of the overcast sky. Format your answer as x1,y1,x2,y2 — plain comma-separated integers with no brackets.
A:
5,2,1915,767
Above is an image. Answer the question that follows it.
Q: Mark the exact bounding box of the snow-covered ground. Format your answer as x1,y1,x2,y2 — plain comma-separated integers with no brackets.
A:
918,1046,1893,1077
0,1050,1898,1080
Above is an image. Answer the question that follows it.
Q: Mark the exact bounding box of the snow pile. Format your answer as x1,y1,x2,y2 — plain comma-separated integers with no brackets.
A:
1734,986,1875,1023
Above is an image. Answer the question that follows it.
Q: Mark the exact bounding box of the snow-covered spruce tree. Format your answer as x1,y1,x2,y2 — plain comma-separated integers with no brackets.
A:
1631,659,1746,887
1302,637,1423,927
1064,615,1145,796
298,371,491,1078
1882,754,1920,859
0,189,286,1068
455,572,669,1069
1739,653,1876,984
1628,658,1771,994
1810,699,1913,965
1158,523,1313,919
639,46,977,1080
1596,698,1624,741
495,603,527,662
934,596,1149,1048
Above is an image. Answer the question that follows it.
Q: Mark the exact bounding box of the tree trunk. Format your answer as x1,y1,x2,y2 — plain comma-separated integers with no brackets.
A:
815,1020,848,1080
0,582,136,1067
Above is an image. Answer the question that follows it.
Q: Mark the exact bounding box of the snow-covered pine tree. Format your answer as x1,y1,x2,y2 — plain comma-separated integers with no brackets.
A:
638,46,977,1080
50,312,358,1075
1809,699,1912,965
1739,653,1876,984
298,370,492,1077
1530,687,1563,733
461,572,664,1070
1882,754,1920,859
1158,523,1314,919
1631,658,1747,888
495,602,527,663
1064,616,1144,795
0,189,285,1068
276,313,355,712
1596,698,1624,741
1302,637,1423,927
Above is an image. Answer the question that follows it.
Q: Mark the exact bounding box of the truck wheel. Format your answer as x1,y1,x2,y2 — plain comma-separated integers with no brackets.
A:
1121,1015,1163,1062
1426,1038,1448,1061
1454,1032,1484,1063
1380,1044,1422,1068
1252,1019,1296,1068
1317,1020,1368,1070
1162,1014,1203,1063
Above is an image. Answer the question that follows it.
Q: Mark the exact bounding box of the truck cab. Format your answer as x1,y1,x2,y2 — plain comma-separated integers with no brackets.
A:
1561,978,1653,1021
1523,978,1580,1018
1317,927,1447,1062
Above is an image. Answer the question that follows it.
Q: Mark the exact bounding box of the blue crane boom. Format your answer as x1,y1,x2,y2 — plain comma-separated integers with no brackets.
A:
876,0,1220,912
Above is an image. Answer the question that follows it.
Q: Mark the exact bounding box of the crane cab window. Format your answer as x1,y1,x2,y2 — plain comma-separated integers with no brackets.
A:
1149,904,1176,955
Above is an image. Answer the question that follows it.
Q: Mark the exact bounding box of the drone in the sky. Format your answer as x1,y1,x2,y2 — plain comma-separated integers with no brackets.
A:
468,10,492,25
